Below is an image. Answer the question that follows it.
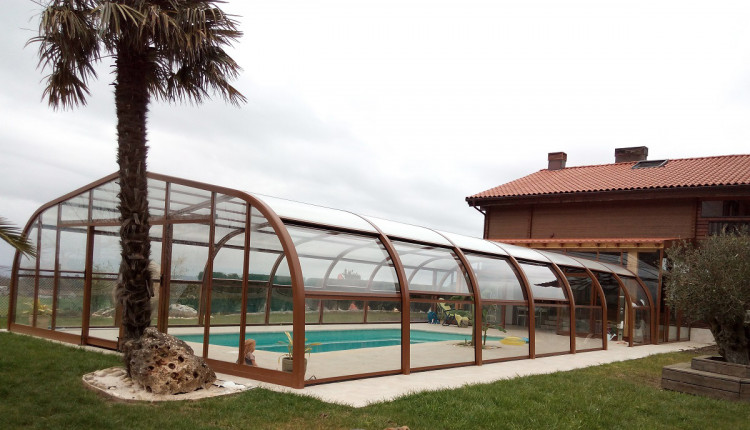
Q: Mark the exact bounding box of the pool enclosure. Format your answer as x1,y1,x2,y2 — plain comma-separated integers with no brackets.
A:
10,172,656,388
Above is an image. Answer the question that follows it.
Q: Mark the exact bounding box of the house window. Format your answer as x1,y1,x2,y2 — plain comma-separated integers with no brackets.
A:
701,200,750,218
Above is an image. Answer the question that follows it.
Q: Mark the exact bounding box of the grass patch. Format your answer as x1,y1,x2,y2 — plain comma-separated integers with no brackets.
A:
0,332,747,429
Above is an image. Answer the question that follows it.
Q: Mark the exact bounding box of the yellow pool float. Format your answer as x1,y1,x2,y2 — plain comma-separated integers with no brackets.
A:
500,336,528,346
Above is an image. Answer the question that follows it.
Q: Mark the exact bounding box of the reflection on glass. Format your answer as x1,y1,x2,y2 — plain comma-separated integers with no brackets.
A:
518,262,567,301
392,240,471,295
561,267,595,306
637,251,660,308
168,282,201,326
574,307,604,351
438,231,508,255
633,308,651,345
286,225,398,294
534,305,571,355
256,194,377,232
363,216,451,245
245,287,268,324
269,288,293,324
91,181,119,222
465,253,525,301
620,277,650,306
14,276,35,326
482,304,530,361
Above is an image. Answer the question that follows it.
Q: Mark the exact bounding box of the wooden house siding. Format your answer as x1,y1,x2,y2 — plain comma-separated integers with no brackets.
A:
487,199,697,240
487,206,532,239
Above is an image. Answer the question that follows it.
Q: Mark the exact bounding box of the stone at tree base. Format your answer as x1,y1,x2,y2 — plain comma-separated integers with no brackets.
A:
123,327,216,395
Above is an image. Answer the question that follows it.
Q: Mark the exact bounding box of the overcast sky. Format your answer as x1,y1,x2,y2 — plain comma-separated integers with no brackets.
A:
2,0,750,273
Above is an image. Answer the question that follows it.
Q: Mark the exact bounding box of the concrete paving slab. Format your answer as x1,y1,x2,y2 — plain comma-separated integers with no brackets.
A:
222,340,712,407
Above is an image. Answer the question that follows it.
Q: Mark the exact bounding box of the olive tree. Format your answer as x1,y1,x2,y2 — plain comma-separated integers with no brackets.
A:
666,230,750,365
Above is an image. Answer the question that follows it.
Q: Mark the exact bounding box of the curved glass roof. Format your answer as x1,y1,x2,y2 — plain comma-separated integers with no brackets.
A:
438,230,509,256
251,194,379,233
493,242,549,263
11,171,660,390
361,215,452,246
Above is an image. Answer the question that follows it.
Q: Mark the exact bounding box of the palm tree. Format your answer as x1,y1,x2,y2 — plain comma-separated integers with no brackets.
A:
0,217,36,258
31,0,246,342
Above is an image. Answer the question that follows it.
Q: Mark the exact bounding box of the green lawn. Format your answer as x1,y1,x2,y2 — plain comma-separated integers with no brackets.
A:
0,332,747,429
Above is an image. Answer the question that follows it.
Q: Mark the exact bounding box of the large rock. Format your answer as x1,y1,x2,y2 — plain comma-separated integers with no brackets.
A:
168,303,198,318
123,327,216,395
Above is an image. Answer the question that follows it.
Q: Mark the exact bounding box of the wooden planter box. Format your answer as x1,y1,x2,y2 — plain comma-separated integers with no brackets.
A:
662,355,750,402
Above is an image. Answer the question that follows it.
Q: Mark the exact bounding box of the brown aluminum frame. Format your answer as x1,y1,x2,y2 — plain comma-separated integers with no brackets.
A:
9,171,660,390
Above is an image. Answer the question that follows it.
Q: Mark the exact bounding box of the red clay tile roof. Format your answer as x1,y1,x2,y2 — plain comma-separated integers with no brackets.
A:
468,154,750,200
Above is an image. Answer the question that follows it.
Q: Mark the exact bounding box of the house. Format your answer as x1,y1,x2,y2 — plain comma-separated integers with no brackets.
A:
466,147,750,342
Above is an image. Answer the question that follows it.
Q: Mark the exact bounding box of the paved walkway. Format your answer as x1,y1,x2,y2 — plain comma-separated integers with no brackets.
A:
225,340,713,407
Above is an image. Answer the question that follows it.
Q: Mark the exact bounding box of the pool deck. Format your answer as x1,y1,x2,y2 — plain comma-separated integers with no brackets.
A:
6,326,712,407
225,339,713,407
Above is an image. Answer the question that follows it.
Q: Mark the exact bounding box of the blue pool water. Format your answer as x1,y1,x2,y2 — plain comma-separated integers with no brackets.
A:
178,329,502,353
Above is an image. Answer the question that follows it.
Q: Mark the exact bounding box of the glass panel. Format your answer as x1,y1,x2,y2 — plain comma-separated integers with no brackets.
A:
321,300,366,324
168,282,201,326
598,252,622,265
207,197,247,352
285,225,399,294
55,228,87,334
438,231,508,256
55,274,84,334
89,228,120,335
364,301,402,323
256,194,377,233
205,277,244,362
539,250,584,268
392,240,471,295
18,225,38,270
148,225,163,327
39,208,58,271
60,192,89,223
32,272,55,329
409,301,474,368
91,180,119,222
300,301,402,380
560,267,595,306
148,178,167,219
364,216,451,246
637,251,660,309
465,253,526,301
481,304,530,361
574,307,604,351
633,307,651,345
567,251,598,261
600,261,634,277
169,183,212,220
13,275,35,325
517,262,567,301
620,277,650,307
245,286,268,324
593,272,627,342
493,243,549,263
305,299,321,323
667,308,679,342
269,288,293,324
571,257,611,273
534,305,571,355
171,223,210,281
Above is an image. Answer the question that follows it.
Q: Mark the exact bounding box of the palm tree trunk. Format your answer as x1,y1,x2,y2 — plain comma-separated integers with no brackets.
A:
114,46,153,342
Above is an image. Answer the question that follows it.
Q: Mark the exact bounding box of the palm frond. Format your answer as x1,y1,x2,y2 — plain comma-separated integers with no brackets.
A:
0,217,36,258
30,1,101,109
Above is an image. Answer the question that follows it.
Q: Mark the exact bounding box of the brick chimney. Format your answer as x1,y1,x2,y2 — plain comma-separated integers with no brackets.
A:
548,152,567,171
614,146,648,163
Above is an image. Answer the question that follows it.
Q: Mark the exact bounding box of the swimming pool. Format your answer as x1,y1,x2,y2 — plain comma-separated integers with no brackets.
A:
178,328,502,353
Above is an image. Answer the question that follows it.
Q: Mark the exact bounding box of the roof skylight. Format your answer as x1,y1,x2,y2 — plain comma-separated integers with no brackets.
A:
632,159,668,169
